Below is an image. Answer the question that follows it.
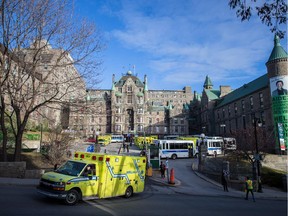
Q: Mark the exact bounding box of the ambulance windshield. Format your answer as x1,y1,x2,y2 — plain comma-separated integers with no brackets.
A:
56,161,86,176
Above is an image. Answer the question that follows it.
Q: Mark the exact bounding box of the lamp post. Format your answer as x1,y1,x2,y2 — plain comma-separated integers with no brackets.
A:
95,130,100,152
254,118,263,193
198,133,205,171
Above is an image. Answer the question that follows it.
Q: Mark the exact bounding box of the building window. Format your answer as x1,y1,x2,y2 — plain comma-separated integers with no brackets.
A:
250,96,253,109
115,125,121,131
234,103,238,115
138,108,143,114
181,126,185,133
217,110,220,119
115,116,121,122
180,118,184,124
174,118,178,124
99,117,102,123
241,100,245,112
259,92,264,108
261,111,265,126
175,126,178,133
137,116,143,123
116,97,122,103
149,118,152,124
156,118,160,123
156,126,159,133
116,107,121,114
138,125,143,132
127,86,132,92
242,115,246,129
228,106,231,117
127,95,132,103
164,127,168,133
138,96,143,104
222,108,225,118
118,87,122,93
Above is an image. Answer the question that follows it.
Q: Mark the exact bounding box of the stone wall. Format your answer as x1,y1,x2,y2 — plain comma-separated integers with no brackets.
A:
262,155,287,172
0,162,26,178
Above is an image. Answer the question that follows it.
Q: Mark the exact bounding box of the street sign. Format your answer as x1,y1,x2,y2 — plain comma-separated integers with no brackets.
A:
86,144,94,152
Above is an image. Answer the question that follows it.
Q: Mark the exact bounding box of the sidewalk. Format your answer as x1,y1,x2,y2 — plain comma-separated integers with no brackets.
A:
149,169,287,201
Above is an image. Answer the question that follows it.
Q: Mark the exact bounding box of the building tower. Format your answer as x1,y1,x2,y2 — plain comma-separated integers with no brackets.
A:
266,35,288,153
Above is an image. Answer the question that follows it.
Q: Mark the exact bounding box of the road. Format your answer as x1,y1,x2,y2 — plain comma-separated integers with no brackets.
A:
0,184,286,216
0,142,286,216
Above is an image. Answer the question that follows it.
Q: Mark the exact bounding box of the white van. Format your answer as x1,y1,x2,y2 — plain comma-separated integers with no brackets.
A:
111,135,124,143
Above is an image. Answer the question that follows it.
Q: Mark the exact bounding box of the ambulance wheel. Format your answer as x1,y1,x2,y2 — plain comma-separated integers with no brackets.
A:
65,189,80,205
124,186,133,198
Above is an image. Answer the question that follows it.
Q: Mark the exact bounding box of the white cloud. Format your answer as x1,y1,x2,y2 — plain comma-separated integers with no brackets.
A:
95,0,287,92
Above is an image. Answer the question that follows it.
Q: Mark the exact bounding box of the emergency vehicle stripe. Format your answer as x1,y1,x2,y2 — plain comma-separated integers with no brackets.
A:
69,176,98,183
106,161,130,184
132,159,145,182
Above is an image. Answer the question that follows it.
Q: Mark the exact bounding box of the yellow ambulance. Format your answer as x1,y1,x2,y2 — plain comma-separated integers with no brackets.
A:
37,151,146,205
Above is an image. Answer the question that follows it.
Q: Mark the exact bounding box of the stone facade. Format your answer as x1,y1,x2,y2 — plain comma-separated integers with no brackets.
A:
69,71,193,138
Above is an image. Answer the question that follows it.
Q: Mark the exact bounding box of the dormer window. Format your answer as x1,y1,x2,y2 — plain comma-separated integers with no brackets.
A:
127,86,132,92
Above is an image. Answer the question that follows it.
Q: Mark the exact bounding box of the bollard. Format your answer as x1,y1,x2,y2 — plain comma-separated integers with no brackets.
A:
169,168,175,184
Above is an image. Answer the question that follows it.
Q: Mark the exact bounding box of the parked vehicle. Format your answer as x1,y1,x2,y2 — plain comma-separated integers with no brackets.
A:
204,137,224,156
37,151,146,205
154,139,196,159
223,137,237,150
111,135,124,143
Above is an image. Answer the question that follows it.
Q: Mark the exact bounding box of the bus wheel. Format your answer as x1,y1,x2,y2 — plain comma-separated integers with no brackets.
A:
172,154,177,160
65,189,80,205
124,186,133,198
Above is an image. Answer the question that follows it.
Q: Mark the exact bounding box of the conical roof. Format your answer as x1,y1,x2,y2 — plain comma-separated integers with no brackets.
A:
267,35,288,62
203,75,213,89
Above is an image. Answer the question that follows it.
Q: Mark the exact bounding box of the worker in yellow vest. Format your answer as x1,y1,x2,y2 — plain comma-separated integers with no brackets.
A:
245,176,255,202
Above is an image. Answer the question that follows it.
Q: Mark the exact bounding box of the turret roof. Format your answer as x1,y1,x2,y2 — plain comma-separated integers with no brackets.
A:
267,35,288,62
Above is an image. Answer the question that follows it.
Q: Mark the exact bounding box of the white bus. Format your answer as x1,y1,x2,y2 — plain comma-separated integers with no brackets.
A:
111,135,124,143
204,137,224,156
223,137,237,150
153,140,196,159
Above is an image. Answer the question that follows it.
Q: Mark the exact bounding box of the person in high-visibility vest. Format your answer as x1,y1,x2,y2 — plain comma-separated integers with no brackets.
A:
245,176,255,202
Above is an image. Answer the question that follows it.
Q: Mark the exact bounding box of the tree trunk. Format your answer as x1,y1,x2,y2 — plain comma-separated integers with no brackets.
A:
13,132,23,162
0,96,8,161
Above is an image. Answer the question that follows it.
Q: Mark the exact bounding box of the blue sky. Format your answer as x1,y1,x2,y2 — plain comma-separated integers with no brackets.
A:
74,0,287,94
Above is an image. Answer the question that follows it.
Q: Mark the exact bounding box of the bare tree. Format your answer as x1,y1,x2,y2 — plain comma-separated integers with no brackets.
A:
45,125,73,166
0,0,104,161
228,0,287,38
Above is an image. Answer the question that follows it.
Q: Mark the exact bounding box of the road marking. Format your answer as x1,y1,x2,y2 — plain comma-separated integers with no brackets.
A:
84,200,118,216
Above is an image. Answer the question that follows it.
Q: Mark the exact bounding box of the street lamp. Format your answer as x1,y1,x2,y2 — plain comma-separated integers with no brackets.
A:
94,130,100,152
254,117,263,193
198,133,205,171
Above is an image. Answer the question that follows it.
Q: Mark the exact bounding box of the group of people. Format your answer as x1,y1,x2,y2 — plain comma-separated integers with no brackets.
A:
221,171,256,201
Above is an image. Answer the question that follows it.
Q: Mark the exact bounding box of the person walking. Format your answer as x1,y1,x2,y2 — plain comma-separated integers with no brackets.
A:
221,171,229,192
160,161,166,178
126,143,129,153
245,176,255,202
